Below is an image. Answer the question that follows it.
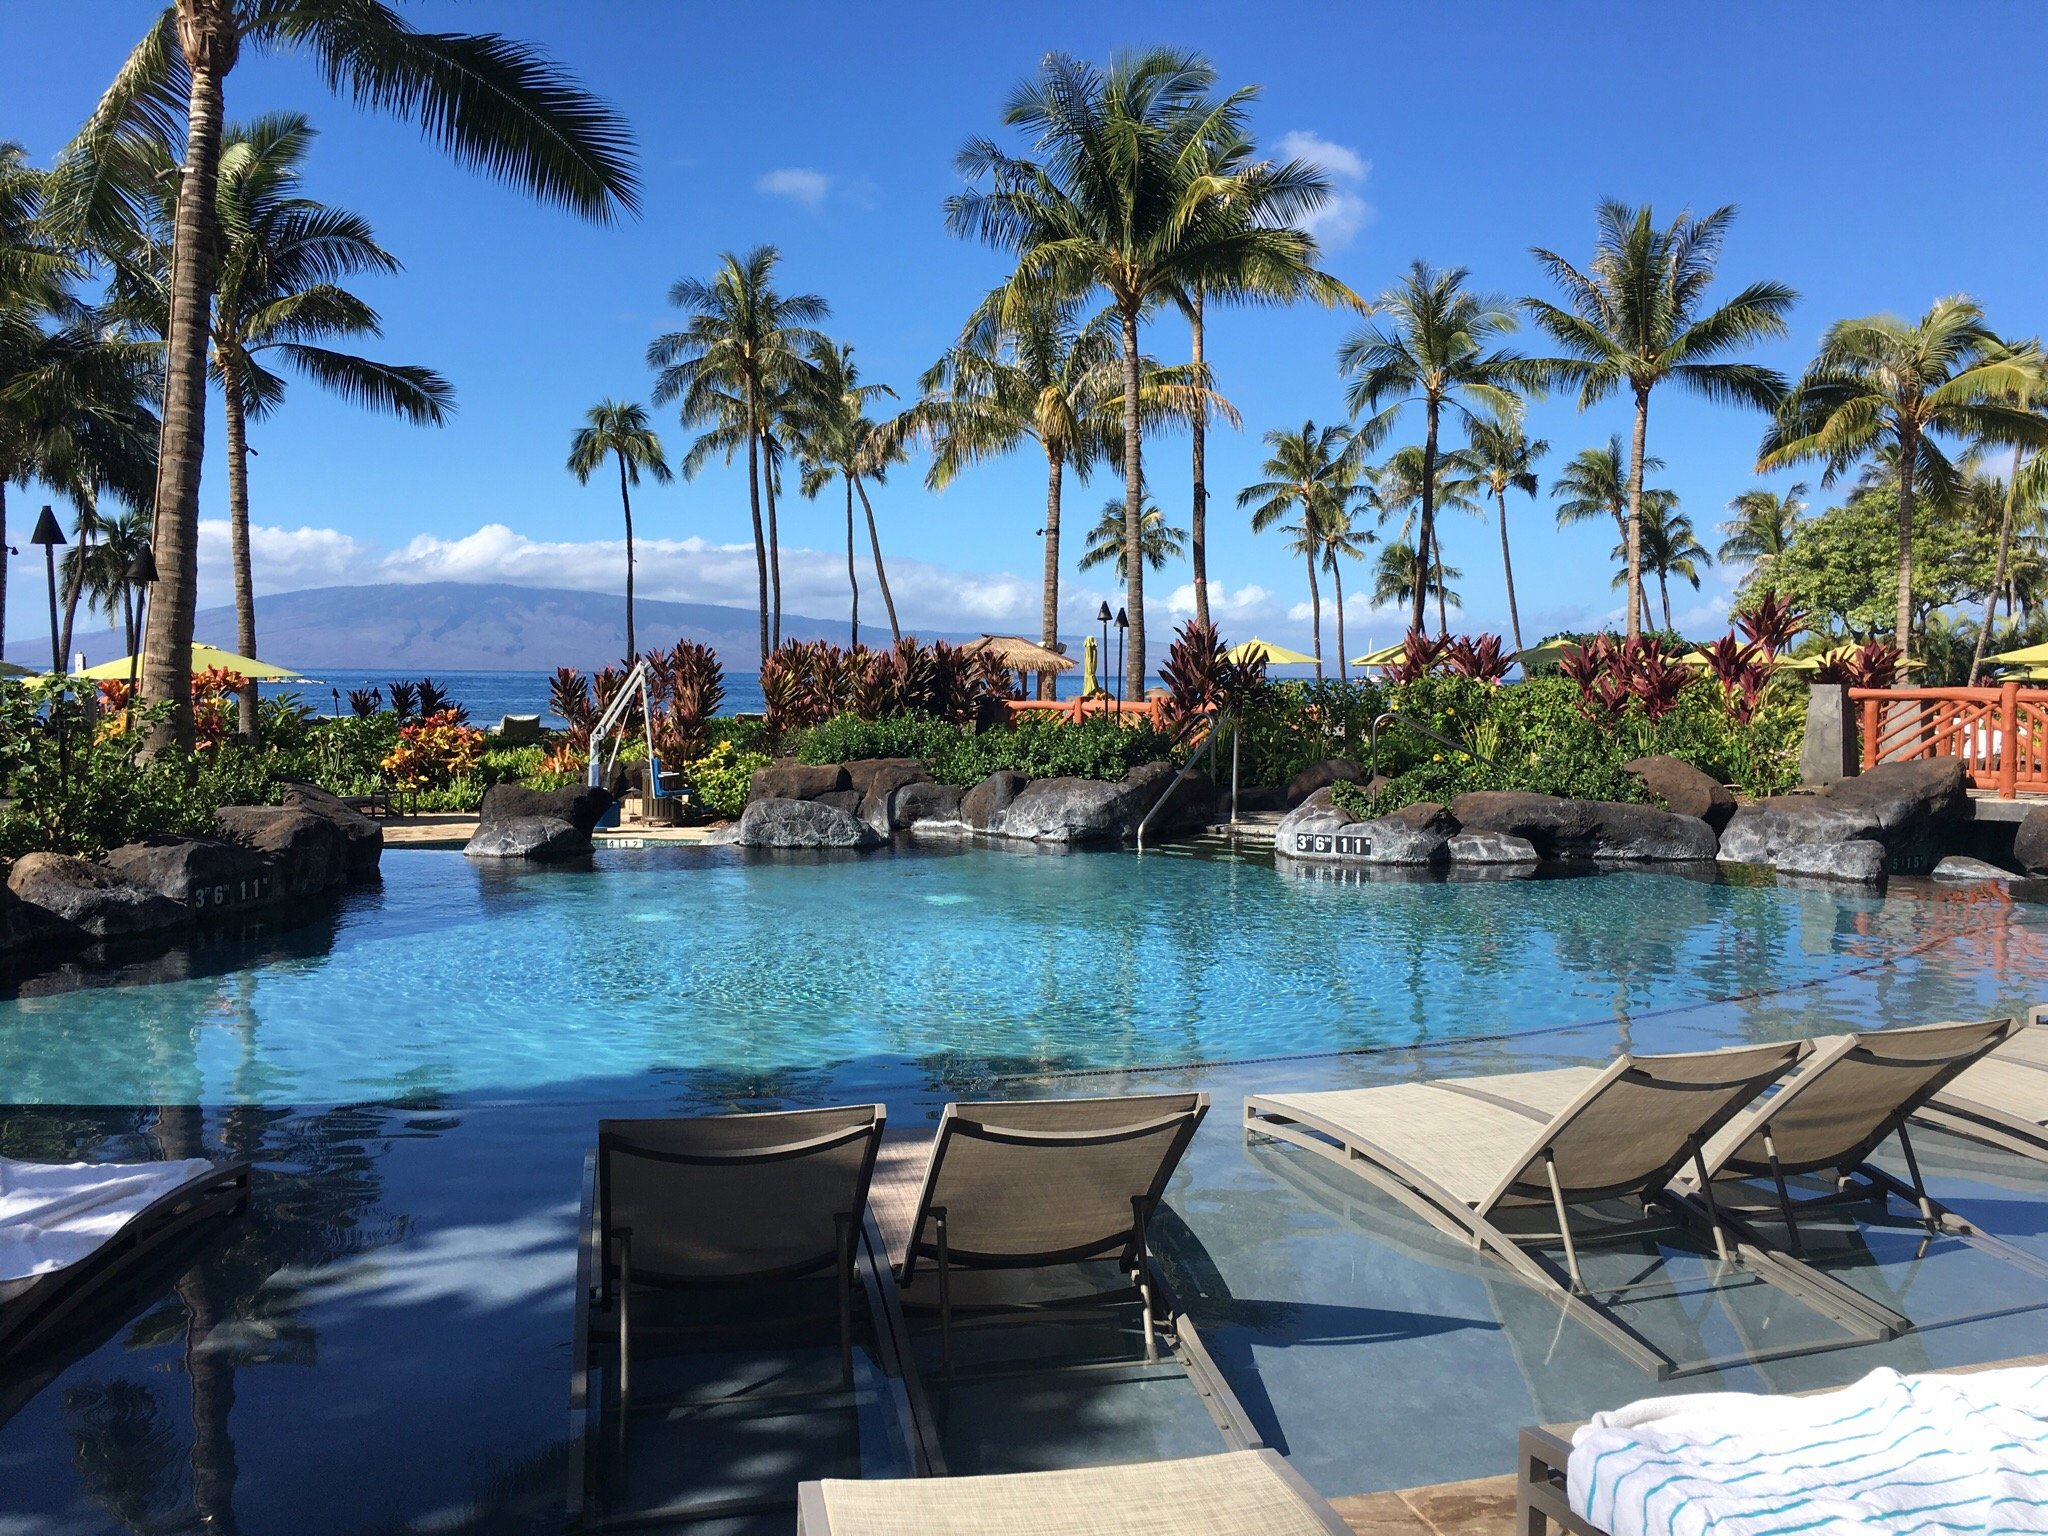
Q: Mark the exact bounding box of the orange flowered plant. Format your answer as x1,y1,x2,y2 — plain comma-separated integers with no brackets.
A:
381,708,484,788
93,668,246,744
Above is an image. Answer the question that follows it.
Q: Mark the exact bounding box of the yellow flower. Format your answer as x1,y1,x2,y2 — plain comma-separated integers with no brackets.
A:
1432,753,1443,763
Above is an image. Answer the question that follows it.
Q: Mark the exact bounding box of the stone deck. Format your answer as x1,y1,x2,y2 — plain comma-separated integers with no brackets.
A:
1335,1475,1517,1536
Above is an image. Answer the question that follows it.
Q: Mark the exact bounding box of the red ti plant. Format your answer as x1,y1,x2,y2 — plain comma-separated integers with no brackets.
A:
1159,620,1266,742
1559,634,1695,722
1441,634,1512,684
1734,591,1808,656
1814,639,1903,690
1621,639,1696,722
1382,628,1449,684
1697,633,1778,724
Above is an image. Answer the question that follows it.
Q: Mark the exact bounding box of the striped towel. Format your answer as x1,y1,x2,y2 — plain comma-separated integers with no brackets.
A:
1568,1365,2048,1536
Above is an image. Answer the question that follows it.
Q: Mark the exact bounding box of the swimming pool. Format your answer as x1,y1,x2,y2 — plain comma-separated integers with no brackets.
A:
6,848,2048,1533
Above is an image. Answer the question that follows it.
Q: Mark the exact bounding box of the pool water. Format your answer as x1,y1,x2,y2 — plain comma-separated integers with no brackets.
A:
6,847,2048,1534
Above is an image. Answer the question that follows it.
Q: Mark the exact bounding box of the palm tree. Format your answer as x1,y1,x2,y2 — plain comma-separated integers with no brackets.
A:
1970,451,2048,681
1762,298,2048,650
1463,415,1547,652
1717,483,1806,581
55,3,637,750
1525,201,1795,640
1338,261,1527,634
1077,494,1186,578
1318,504,1375,682
1550,436,1666,632
566,400,669,661
649,247,828,669
793,339,900,647
1372,540,1460,613
1238,421,1358,679
1365,443,1484,635
949,48,1343,697
60,504,153,653
1611,499,1709,631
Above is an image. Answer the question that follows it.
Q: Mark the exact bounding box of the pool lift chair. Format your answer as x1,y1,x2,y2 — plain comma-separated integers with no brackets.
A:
584,656,684,829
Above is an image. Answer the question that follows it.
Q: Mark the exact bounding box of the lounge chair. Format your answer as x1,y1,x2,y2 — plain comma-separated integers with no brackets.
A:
865,1092,1258,1450
570,1105,925,1526
797,1449,1352,1536
1916,1003,2048,1162
1,1154,252,1365
1245,1042,1899,1378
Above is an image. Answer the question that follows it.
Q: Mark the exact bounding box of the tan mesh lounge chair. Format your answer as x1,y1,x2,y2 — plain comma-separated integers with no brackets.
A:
865,1093,1258,1450
1916,1004,2048,1162
1245,1042,1902,1378
796,1449,1351,1536
0,1154,251,1366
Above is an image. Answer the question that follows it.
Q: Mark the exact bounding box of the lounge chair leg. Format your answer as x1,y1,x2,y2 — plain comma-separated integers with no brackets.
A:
1690,1140,1733,1265
1895,1124,1941,1238
1543,1153,1585,1293
1133,1196,1157,1365
1763,1129,1803,1257
934,1209,953,1377
836,1212,855,1387
616,1229,633,1413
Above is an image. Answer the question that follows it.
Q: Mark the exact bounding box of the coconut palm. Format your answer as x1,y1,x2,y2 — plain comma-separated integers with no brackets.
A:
1077,494,1186,579
1318,504,1375,682
1238,421,1359,679
1372,540,1460,613
1338,261,1528,635
1365,443,1484,636
54,3,637,750
1610,500,1709,631
1717,483,1806,579
793,339,900,648
60,504,153,654
567,400,670,662
1463,414,1547,652
1550,436,1666,632
1762,298,2048,650
948,48,1343,697
649,247,828,669
1525,201,1795,640
1971,451,2048,681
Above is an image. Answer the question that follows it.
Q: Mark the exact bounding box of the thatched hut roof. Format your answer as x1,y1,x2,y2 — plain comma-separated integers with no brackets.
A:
961,634,1075,673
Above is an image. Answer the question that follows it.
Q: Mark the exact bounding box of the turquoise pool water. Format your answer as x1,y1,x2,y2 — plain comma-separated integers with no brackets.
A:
3,847,2044,1106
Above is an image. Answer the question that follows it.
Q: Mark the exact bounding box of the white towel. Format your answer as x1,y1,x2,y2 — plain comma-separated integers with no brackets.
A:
0,1156,220,1285
1569,1365,2048,1536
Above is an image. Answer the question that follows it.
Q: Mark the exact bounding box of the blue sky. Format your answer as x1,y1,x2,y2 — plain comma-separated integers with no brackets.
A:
8,1,2048,661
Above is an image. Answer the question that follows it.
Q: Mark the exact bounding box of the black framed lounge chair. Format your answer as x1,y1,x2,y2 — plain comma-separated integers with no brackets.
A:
865,1092,1259,1453
1244,1042,1902,1379
1,1154,252,1366
797,1449,1353,1536
569,1104,925,1529
1915,1004,2048,1162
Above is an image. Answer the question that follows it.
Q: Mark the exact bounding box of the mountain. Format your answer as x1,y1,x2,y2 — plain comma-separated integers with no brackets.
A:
31,583,994,671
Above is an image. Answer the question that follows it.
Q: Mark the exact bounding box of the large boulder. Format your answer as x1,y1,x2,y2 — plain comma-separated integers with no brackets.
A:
0,879,77,954
476,782,615,837
1383,800,1458,836
1716,796,1881,865
1774,839,1888,886
1117,761,1216,840
1623,756,1736,830
1825,759,1967,839
1933,855,2013,883
463,815,590,861
843,758,930,799
814,788,866,817
961,771,1028,832
890,781,966,832
1448,831,1539,865
214,805,349,897
1273,788,1451,866
1449,791,1718,861
276,781,383,879
104,835,277,915
2018,805,2048,875
736,796,884,850
1284,758,1366,809
747,760,849,804
991,777,1135,843
6,853,189,940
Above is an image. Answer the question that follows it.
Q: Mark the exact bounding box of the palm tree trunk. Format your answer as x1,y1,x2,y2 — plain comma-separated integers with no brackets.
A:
1119,303,1146,698
1332,559,1347,683
844,474,859,649
1189,286,1209,630
1971,446,2027,683
1624,387,1650,643
1896,422,1919,660
1432,519,1449,637
154,1104,240,1536
763,437,783,647
1305,545,1322,681
854,476,900,645
744,382,769,671
1040,447,1063,700
223,365,260,739
1415,400,1439,634
0,481,8,661
143,2,233,753
1496,488,1524,653
58,518,87,673
615,446,637,661
1660,571,1672,632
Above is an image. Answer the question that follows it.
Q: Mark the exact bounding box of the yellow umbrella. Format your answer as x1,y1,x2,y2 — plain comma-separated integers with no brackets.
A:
71,642,302,682
1515,638,1582,671
1778,645,1919,674
1990,641,2048,667
1080,633,1100,695
1349,641,1408,668
1227,636,1318,667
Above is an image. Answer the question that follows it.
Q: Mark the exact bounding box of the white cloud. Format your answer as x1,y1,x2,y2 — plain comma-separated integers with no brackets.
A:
1164,582,1276,620
1275,130,1372,251
756,167,832,206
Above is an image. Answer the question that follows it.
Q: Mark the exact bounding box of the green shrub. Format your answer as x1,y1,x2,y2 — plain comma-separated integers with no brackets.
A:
792,710,1180,787
1234,679,1385,787
685,740,772,818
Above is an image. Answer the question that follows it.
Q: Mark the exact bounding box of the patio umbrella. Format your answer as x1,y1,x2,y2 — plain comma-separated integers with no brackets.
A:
1514,638,1582,671
1989,641,2048,667
1777,645,1920,674
70,642,303,682
1226,637,1318,667
959,633,1075,674
1349,642,1408,668
1080,634,1100,695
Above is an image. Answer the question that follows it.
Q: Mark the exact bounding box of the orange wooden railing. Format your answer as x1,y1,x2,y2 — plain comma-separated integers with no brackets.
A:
1003,696,1167,728
1851,683,2048,796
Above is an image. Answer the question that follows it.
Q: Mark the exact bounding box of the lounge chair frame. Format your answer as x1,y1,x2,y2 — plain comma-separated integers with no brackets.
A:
1518,1426,1602,1536
1915,1007,2048,1163
0,1158,252,1367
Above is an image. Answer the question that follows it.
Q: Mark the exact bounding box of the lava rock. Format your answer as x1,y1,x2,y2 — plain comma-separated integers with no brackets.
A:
104,835,277,914
961,771,1029,832
5,853,189,940
991,776,1137,843
276,781,384,879
214,806,349,897
1284,758,1366,809
1774,839,1889,885
843,758,929,799
0,880,77,954
1273,789,1451,865
1827,759,1967,838
1383,800,1458,835
747,760,850,804
1449,791,1718,861
1716,796,1882,865
735,796,885,850
813,788,865,818
2018,806,2048,875
890,781,966,831
1448,831,1540,864
1932,855,2013,883
476,783,615,837
1231,785,1290,814
463,815,590,860
1623,756,1736,830
1118,761,1217,839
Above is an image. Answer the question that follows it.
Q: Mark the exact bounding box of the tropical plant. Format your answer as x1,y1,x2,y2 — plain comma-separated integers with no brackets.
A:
567,399,669,661
1078,492,1185,578
1973,451,2048,680
1365,443,1483,635
58,504,154,655
1157,619,1266,739
1317,503,1375,684
649,246,827,667
1813,638,1906,690
1610,499,1710,631
1463,414,1547,652
1339,261,1527,634
57,2,636,749
1718,483,1806,580
1524,201,1794,639
1372,540,1460,614
948,48,1342,697
1551,437,1676,630
1733,591,1809,656
1238,421,1361,675
1759,297,2047,651
792,339,900,646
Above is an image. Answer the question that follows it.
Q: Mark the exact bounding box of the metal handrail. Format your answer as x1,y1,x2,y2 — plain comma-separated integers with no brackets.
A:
1367,710,1495,780
1134,710,1219,853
